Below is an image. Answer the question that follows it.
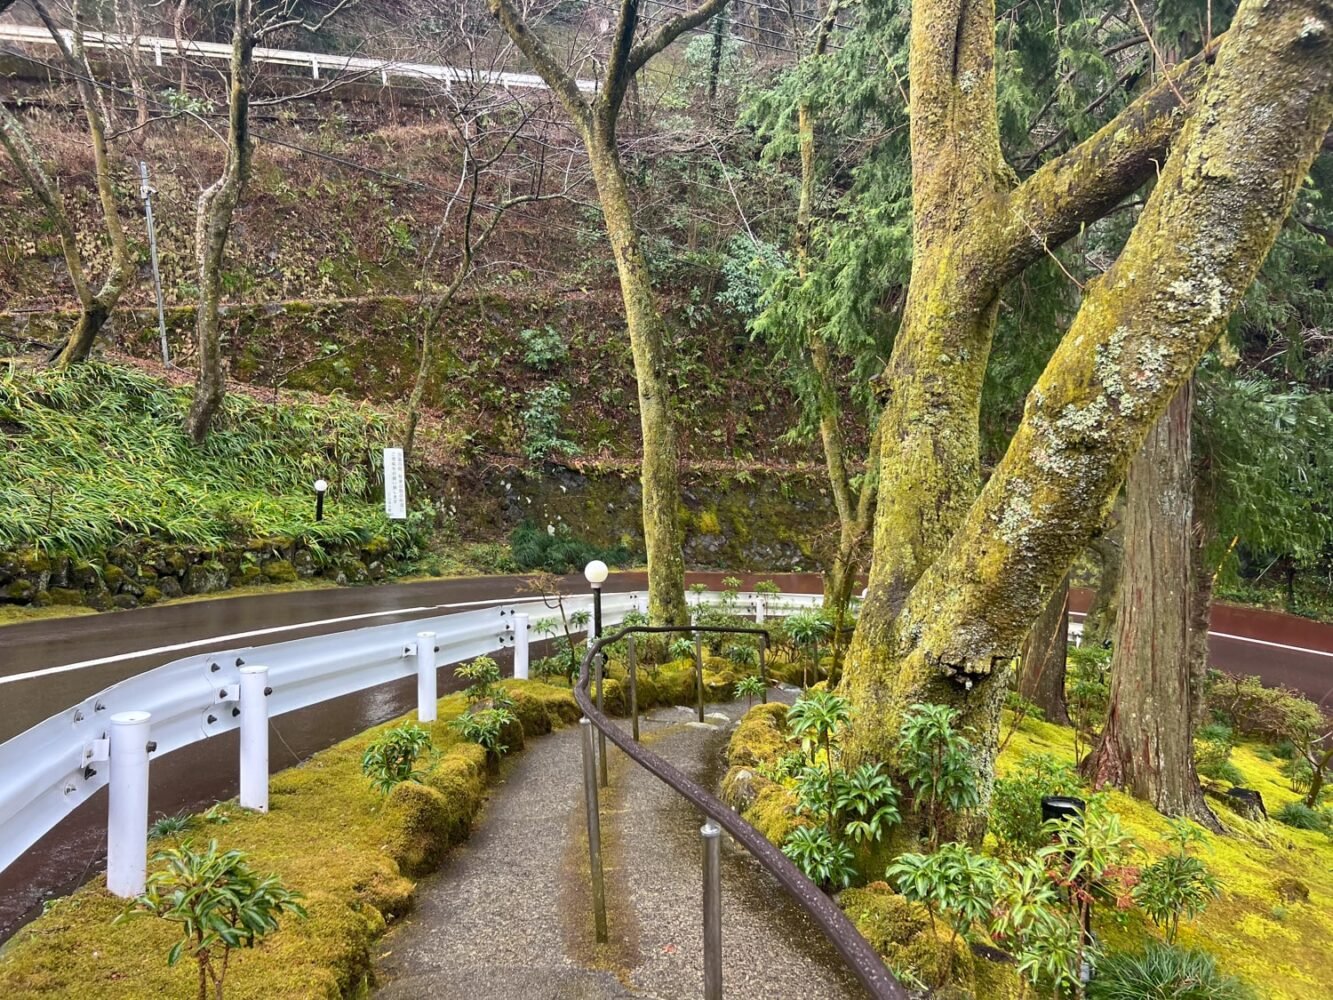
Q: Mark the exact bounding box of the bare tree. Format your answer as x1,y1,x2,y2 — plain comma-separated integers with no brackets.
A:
182,0,359,442
398,36,586,459
0,0,134,367
486,0,730,625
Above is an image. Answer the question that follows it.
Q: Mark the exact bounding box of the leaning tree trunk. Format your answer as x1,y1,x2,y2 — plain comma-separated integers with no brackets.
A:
1019,574,1071,725
1085,384,1219,829
588,137,688,626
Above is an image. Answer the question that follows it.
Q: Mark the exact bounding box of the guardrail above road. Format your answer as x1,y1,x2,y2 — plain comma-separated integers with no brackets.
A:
0,23,599,93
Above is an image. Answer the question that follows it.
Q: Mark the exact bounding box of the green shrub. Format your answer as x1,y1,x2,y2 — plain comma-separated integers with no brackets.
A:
1087,943,1257,1000
1195,734,1243,784
898,703,981,850
456,655,510,708
509,521,630,574
518,325,568,370
361,722,432,795
734,674,765,707
991,754,1082,857
520,385,580,462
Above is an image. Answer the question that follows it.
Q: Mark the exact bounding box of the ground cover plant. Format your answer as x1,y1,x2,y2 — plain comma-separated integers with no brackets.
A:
0,362,426,561
722,688,1333,999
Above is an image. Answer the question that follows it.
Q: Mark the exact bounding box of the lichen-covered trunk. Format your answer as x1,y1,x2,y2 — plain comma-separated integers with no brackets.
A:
1019,574,1071,725
588,136,687,626
1082,533,1122,646
1085,384,1219,828
841,0,1333,830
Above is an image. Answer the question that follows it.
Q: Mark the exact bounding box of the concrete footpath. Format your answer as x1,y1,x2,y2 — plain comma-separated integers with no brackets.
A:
373,699,866,1000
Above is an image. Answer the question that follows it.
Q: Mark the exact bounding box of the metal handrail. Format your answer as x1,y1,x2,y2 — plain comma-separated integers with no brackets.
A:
573,624,907,1000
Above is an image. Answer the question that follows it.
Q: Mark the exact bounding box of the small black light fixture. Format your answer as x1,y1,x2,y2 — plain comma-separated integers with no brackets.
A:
314,478,328,522
584,560,609,638
1041,795,1086,826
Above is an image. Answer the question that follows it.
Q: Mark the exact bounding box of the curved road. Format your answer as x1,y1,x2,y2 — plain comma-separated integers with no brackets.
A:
0,572,1328,943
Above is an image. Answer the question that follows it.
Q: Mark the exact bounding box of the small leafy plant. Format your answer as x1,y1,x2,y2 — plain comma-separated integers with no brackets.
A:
117,840,305,1000
787,689,851,765
1133,820,1220,943
887,843,1003,985
897,703,981,850
991,754,1083,858
734,674,765,707
781,824,856,889
452,707,519,758
361,722,433,795
457,655,510,708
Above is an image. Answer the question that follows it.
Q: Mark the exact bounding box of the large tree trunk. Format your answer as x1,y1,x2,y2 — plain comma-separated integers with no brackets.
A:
588,138,688,626
185,5,251,443
1019,574,1071,725
840,0,1333,835
1085,384,1219,829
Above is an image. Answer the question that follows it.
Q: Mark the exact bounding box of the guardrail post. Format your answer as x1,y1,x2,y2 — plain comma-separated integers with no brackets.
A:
628,634,640,742
596,654,608,787
702,819,723,1000
579,718,608,943
754,596,765,625
239,666,270,812
107,711,152,899
416,632,437,723
695,630,705,724
759,634,768,705
514,613,530,680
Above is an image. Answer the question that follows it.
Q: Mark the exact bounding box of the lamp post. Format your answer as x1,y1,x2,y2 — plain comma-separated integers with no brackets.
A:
314,479,328,522
584,559,608,638
585,559,610,787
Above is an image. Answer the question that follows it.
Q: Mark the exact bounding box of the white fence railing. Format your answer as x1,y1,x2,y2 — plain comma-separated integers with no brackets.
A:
0,589,820,885
0,23,599,93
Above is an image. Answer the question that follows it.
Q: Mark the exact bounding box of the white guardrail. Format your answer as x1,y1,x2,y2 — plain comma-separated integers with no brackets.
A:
0,589,823,890
0,23,599,94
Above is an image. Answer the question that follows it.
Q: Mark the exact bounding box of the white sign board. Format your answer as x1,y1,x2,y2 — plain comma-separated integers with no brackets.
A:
383,447,407,520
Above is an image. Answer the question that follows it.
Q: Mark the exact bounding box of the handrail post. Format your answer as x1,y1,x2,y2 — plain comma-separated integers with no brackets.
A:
694,630,705,724
628,635,640,742
759,634,768,705
702,819,723,1000
596,654,608,787
238,665,269,812
107,711,152,899
580,718,608,943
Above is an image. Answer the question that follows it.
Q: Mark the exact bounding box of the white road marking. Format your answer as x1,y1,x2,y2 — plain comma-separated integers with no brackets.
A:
1,602,471,685
1068,611,1333,659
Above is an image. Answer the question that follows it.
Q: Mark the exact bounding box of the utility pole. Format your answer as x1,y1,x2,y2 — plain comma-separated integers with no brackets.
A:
139,161,170,366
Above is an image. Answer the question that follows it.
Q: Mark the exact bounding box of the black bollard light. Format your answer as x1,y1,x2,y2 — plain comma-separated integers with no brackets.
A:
314,479,328,522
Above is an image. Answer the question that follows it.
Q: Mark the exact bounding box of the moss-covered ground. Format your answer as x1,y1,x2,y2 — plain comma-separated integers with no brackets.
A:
722,704,1333,1000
